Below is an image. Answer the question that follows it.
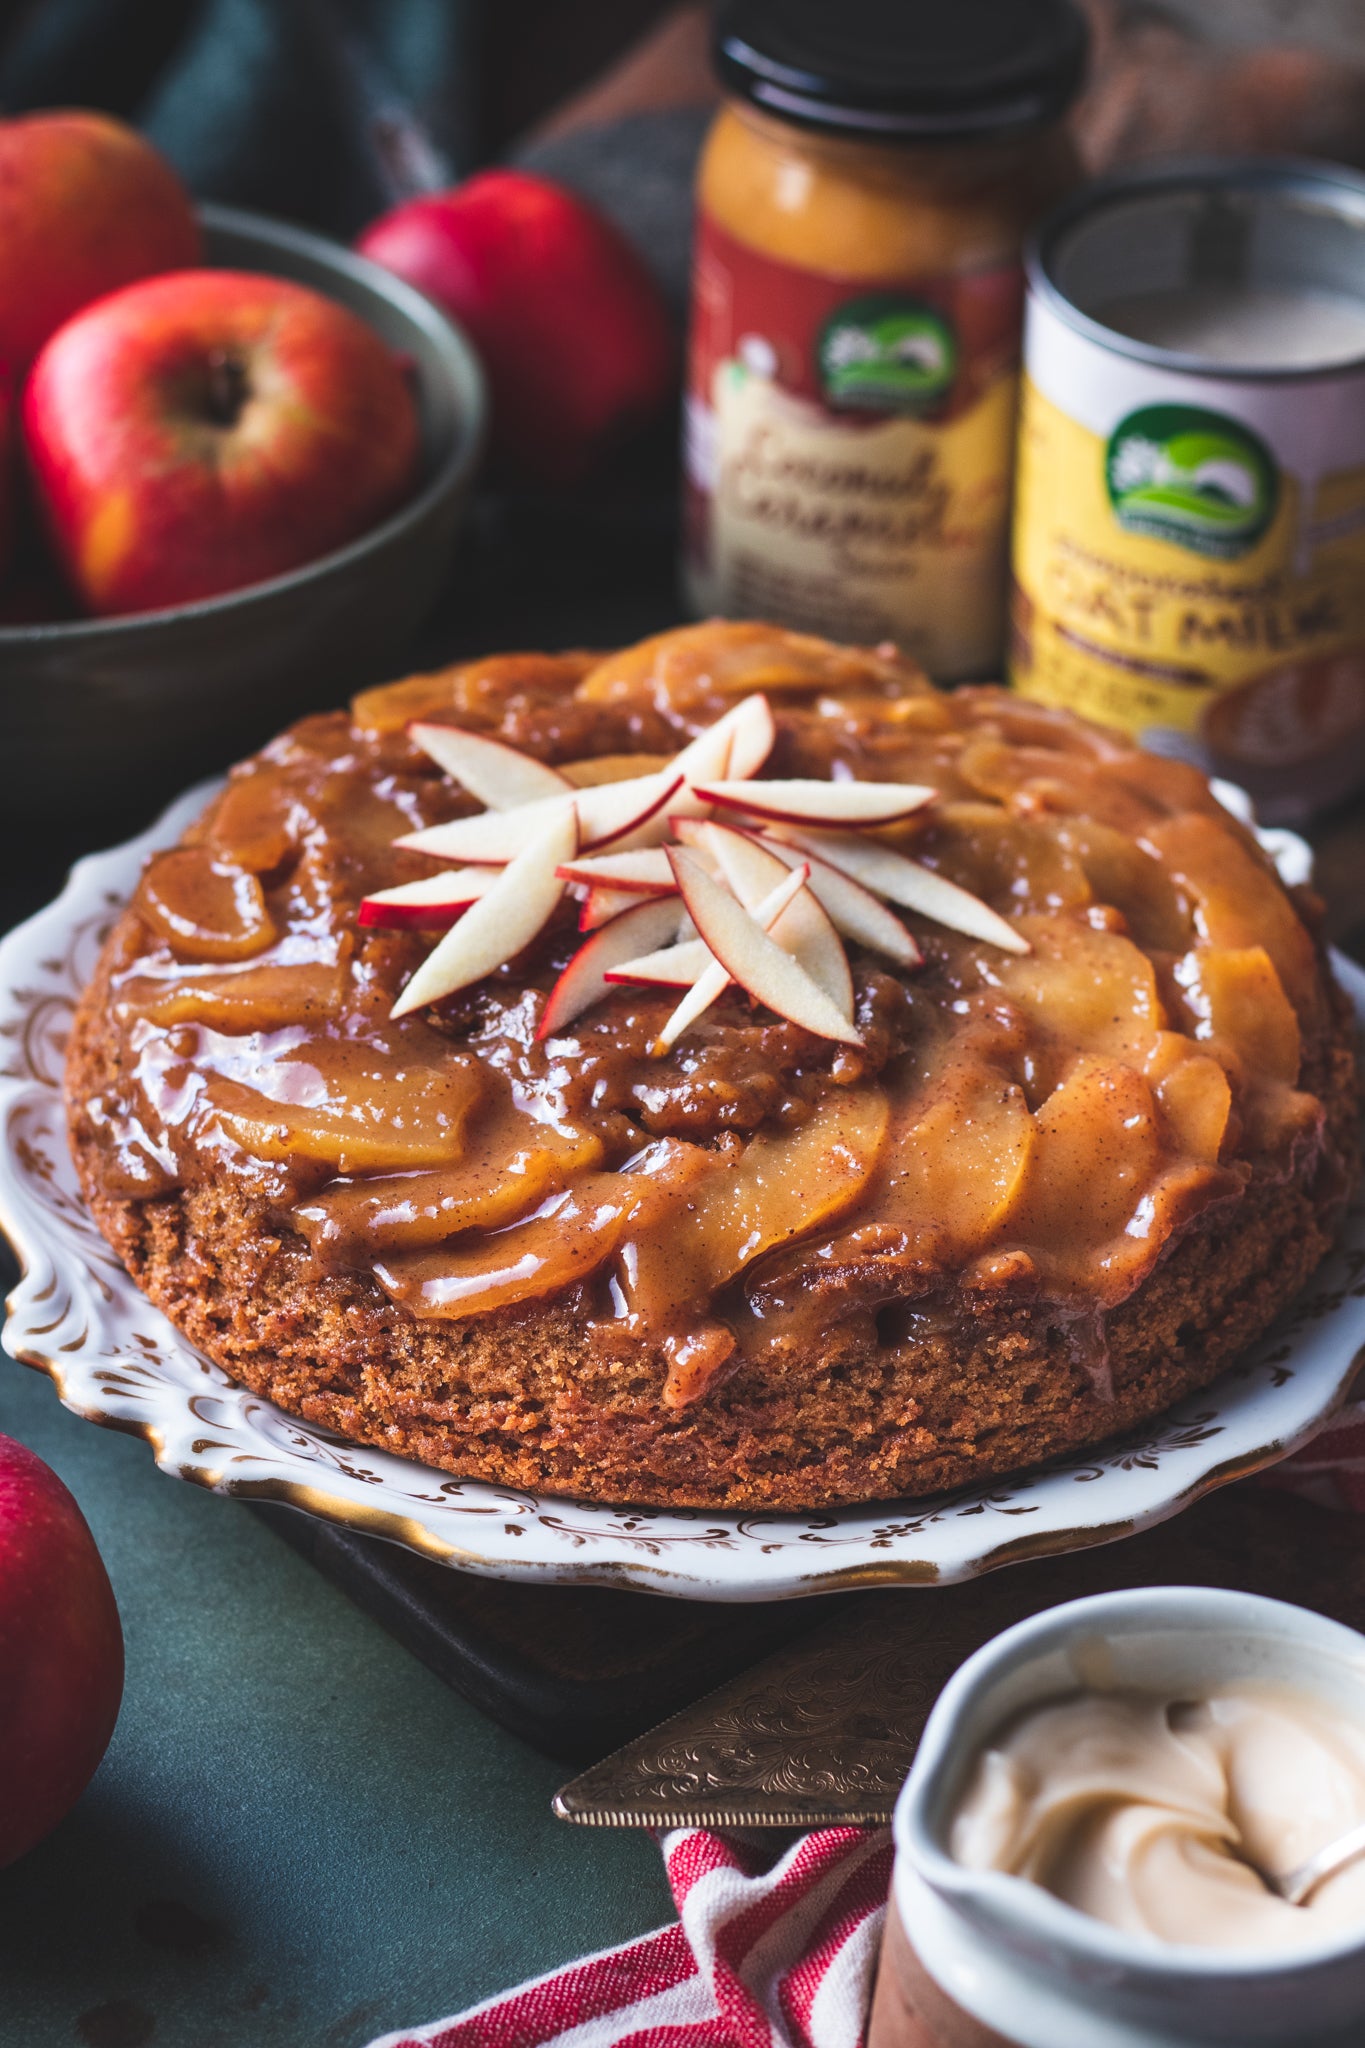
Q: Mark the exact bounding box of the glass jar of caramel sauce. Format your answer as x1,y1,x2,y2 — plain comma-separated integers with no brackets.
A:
683,0,1087,680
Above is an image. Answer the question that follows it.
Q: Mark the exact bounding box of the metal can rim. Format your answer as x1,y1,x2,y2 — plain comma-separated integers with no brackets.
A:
1025,153,1365,385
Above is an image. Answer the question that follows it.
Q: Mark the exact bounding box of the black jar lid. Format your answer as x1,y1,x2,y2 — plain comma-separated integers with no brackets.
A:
714,0,1089,143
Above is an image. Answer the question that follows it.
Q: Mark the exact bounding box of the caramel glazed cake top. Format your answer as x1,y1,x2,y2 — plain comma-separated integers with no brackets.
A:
68,621,1357,1500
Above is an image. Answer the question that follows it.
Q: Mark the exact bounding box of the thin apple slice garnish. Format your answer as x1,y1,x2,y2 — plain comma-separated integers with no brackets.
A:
692,777,935,828
358,868,498,930
395,772,683,864
722,693,778,781
579,883,667,932
747,832,922,968
666,692,776,819
652,860,812,1053
679,819,853,1022
538,893,687,1039
556,848,676,894
408,721,572,808
661,849,864,1053
772,826,1029,955
604,936,713,989
391,810,577,1018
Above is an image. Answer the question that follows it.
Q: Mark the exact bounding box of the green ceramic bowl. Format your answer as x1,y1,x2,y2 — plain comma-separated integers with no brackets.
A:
1,202,486,828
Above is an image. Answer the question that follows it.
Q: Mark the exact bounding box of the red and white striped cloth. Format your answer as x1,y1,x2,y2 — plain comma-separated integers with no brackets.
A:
368,1826,893,2048
366,1409,1365,2048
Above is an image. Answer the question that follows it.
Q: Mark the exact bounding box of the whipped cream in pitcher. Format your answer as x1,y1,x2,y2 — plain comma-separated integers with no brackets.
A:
951,1684,1365,1949
874,1589,1365,2048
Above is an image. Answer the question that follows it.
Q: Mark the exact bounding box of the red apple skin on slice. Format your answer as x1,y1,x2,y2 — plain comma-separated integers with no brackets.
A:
653,862,812,1052
665,848,863,1048
773,826,1029,955
538,893,686,1038
692,778,935,828
748,832,922,968
395,772,682,865
579,884,652,932
391,809,576,1017
557,848,675,894
409,721,571,808
358,869,497,929
604,937,713,989
684,820,853,1022
665,694,775,816
581,772,683,851
721,694,777,781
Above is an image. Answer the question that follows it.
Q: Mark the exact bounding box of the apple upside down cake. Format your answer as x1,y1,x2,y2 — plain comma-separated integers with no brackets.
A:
66,622,1359,1508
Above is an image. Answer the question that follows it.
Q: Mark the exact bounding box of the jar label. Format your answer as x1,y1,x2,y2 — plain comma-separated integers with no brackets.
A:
1011,293,1365,815
684,211,1024,678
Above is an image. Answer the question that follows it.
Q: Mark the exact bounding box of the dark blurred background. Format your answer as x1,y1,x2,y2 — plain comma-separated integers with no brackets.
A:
7,0,1365,921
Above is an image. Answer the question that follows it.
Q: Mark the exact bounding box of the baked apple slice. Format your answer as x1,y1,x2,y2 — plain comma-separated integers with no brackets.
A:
373,1173,647,1318
614,1089,890,1383
561,751,673,787
135,847,278,962
873,1062,1035,1260
1183,943,1301,1086
294,1102,605,1254
199,1039,486,1173
996,919,1164,1080
115,962,347,1031
1014,1055,1163,1291
391,809,576,1018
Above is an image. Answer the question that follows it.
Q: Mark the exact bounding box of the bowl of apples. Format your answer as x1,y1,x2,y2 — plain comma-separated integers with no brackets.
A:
0,113,486,829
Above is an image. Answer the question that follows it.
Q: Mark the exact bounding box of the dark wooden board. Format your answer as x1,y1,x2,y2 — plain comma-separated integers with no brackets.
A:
255,1484,1356,1769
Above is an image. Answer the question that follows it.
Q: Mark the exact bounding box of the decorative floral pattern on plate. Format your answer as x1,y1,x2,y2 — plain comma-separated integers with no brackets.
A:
2,790,1363,1600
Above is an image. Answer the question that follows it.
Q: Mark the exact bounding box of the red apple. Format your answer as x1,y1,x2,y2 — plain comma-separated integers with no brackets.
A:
0,110,200,378
23,270,421,615
0,368,13,585
0,1433,123,1866
356,169,673,484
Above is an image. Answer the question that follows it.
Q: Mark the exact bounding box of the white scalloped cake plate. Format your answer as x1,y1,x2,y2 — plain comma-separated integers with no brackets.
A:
2,787,1364,1601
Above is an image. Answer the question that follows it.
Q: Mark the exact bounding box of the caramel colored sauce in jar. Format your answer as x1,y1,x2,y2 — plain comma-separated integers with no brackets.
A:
683,0,1086,678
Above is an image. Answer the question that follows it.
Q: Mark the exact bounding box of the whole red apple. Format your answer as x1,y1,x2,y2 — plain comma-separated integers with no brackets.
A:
23,269,422,616
0,1432,123,1867
0,109,200,378
357,170,673,485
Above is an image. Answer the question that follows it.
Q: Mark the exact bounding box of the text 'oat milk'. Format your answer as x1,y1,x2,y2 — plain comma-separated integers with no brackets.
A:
1010,159,1365,820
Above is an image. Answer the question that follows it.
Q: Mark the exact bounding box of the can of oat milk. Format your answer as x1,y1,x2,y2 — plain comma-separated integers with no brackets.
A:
1010,158,1365,821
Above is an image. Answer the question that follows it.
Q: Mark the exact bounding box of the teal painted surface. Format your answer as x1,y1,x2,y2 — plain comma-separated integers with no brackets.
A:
0,1344,674,2048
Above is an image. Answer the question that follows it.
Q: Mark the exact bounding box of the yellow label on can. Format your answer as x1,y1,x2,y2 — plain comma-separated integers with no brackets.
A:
1010,329,1365,797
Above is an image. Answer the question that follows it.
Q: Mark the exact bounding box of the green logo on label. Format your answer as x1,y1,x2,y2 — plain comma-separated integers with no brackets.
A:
817,296,957,414
1105,404,1278,558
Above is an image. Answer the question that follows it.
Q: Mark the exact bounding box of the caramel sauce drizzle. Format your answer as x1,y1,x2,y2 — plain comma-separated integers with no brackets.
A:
86,623,1334,1408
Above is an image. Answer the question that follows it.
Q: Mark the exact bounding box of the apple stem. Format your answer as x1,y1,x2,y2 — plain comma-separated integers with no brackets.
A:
204,348,249,427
